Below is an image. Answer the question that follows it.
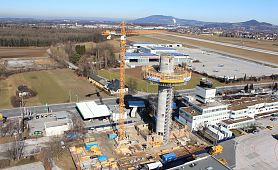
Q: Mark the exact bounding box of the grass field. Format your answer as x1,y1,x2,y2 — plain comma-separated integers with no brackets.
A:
0,47,48,58
129,34,278,65
0,69,108,109
98,68,223,93
78,39,120,53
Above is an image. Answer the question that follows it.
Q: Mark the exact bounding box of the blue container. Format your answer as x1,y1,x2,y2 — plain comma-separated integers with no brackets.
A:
84,142,98,150
108,134,118,139
172,102,177,109
98,155,108,162
162,152,177,162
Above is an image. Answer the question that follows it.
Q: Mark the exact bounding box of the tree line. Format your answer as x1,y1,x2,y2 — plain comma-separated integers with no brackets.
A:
0,25,104,47
50,41,117,77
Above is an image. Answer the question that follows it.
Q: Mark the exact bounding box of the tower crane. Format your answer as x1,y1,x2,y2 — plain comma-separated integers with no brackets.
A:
118,21,126,140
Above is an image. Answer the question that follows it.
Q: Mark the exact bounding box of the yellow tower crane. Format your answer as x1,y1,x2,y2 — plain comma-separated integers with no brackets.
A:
118,21,126,140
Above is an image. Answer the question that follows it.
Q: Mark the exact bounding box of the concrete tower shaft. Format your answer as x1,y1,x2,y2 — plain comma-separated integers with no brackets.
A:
156,85,173,143
142,54,192,144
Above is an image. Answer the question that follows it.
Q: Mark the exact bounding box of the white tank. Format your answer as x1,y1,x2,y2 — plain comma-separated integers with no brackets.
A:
159,55,174,74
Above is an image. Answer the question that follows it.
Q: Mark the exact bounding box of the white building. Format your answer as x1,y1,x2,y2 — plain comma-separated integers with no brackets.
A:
132,42,182,49
76,101,111,120
108,105,128,121
221,117,255,129
140,46,176,55
179,83,278,131
227,95,278,119
179,85,230,131
44,119,73,136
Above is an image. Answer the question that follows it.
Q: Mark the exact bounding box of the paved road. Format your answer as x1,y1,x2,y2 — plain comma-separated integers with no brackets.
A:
235,118,278,170
160,33,278,56
0,83,274,118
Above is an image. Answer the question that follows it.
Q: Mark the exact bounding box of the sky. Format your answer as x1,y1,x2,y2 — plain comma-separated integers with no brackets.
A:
0,0,277,24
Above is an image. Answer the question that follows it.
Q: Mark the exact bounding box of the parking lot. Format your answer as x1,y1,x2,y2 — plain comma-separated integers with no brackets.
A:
235,117,278,170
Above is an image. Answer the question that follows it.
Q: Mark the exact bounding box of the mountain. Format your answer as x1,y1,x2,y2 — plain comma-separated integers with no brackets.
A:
131,15,209,26
131,15,277,31
204,19,277,31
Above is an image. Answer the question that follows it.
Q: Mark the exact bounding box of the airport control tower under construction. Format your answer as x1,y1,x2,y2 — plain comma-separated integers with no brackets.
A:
143,55,192,143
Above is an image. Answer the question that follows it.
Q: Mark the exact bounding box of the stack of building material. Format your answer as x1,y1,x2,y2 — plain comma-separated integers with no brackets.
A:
84,142,98,150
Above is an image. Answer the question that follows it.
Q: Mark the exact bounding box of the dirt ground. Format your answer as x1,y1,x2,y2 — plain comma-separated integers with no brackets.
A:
0,47,48,58
55,149,76,170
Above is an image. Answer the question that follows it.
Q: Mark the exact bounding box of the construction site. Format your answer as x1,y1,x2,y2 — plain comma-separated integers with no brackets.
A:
68,22,227,170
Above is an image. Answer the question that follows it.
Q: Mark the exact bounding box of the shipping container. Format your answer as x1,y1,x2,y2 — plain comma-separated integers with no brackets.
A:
98,155,108,162
84,142,98,150
161,152,177,162
108,133,118,139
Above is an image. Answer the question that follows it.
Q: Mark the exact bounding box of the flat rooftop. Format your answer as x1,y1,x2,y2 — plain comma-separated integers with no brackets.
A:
125,53,158,57
180,107,202,116
150,47,175,51
225,94,278,110
222,116,254,125
188,96,227,109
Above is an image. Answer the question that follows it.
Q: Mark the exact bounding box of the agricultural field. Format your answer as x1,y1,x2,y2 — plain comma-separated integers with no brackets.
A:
0,69,109,108
129,34,278,65
0,47,48,58
98,67,224,93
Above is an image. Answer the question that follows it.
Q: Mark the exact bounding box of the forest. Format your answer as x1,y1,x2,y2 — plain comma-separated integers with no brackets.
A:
0,25,104,47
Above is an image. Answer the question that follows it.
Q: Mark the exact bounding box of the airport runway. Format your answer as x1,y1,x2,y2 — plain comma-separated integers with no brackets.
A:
160,33,278,56
146,34,278,67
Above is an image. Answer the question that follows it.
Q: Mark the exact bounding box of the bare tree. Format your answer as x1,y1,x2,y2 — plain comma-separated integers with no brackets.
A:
45,136,66,161
7,138,25,160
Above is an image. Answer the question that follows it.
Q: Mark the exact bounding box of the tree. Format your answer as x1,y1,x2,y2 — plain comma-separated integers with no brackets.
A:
6,120,25,160
273,83,278,91
244,84,249,93
45,137,66,161
78,55,91,77
75,45,86,55
250,83,254,90
69,53,81,65
7,138,25,160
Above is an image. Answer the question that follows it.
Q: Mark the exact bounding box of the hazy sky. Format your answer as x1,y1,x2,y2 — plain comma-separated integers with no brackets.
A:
0,0,277,24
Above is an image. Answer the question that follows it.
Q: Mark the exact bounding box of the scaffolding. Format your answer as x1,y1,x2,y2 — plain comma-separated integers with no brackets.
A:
142,65,191,84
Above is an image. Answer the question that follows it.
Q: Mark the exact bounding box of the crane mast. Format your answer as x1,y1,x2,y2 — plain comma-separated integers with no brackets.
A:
118,21,126,140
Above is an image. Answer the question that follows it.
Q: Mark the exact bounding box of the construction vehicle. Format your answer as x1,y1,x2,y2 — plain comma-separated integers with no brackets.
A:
218,158,228,165
266,125,274,130
0,113,7,123
209,145,223,155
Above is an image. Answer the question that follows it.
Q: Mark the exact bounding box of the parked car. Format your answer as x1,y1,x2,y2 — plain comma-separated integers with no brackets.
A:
253,129,259,134
270,118,277,121
266,125,274,130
